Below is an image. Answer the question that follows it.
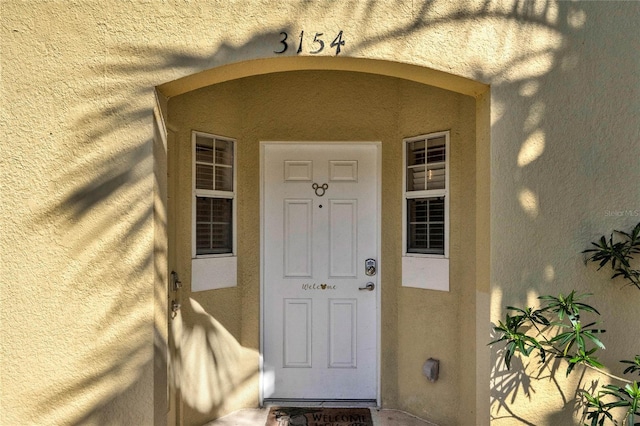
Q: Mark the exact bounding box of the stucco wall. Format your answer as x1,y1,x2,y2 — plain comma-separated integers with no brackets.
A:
2,1,639,425
487,3,640,424
168,71,476,425
395,80,477,425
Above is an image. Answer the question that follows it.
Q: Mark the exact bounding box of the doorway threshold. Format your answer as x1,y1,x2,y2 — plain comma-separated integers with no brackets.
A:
263,399,378,408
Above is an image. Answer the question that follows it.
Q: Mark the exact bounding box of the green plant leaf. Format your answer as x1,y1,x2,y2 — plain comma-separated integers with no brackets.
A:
585,222,640,290
583,331,606,350
621,356,640,376
505,341,516,370
581,389,614,426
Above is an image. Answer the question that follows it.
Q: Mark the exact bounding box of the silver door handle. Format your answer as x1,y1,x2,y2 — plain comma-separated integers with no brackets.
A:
359,282,375,291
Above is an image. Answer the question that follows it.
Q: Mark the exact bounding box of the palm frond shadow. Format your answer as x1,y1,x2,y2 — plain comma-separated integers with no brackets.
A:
490,326,535,408
171,298,260,422
26,0,596,423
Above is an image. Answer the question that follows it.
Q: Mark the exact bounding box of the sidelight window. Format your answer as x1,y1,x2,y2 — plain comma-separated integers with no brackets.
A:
404,132,449,257
193,131,235,257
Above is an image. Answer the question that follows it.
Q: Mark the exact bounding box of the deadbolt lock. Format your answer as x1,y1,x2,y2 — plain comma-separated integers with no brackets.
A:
365,258,376,276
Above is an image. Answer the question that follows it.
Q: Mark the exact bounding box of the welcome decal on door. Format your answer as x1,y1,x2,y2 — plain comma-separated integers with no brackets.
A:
301,283,337,290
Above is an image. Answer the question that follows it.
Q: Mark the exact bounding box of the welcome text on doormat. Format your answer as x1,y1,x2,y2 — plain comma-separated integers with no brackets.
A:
266,407,373,426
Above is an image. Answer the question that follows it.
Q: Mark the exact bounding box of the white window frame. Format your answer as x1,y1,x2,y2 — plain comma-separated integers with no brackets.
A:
402,131,450,259
192,131,237,259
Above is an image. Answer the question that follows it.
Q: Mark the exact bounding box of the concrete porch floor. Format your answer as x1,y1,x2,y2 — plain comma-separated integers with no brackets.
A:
202,407,438,426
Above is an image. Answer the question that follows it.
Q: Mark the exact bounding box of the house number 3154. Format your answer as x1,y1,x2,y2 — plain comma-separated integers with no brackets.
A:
274,30,345,55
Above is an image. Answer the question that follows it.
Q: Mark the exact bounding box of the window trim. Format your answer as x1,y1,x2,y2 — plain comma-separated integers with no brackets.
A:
192,130,237,259
402,131,450,259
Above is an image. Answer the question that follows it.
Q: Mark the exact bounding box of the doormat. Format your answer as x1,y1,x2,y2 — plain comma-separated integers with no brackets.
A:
266,407,372,426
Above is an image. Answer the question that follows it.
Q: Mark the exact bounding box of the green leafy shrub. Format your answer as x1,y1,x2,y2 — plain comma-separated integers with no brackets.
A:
490,222,640,426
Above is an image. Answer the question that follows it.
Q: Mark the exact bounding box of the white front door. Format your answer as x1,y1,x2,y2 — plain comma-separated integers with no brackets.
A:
262,142,379,401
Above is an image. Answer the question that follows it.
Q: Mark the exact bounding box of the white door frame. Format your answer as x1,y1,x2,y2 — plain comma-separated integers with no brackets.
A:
259,141,382,406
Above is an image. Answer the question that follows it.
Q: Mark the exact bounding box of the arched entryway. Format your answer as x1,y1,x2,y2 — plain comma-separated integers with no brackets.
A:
156,57,490,426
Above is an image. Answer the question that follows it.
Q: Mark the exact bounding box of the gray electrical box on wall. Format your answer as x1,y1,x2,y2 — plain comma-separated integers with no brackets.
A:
423,358,440,382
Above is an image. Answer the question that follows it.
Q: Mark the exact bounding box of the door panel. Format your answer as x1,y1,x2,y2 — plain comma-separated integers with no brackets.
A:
284,200,313,277
328,299,357,368
329,200,357,277
283,299,313,368
263,142,378,401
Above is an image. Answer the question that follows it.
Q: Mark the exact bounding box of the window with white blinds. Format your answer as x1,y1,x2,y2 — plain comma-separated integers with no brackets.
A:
193,132,235,257
404,132,449,256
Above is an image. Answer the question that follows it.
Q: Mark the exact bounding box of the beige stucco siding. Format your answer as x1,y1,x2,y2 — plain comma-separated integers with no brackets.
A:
396,86,478,424
2,1,639,425
168,71,477,424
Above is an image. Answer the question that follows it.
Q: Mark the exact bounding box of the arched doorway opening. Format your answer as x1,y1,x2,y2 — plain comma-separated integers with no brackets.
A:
156,57,490,425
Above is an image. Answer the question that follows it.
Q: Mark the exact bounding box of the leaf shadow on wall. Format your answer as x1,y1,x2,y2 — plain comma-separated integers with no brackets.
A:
31,30,287,426
29,1,630,425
